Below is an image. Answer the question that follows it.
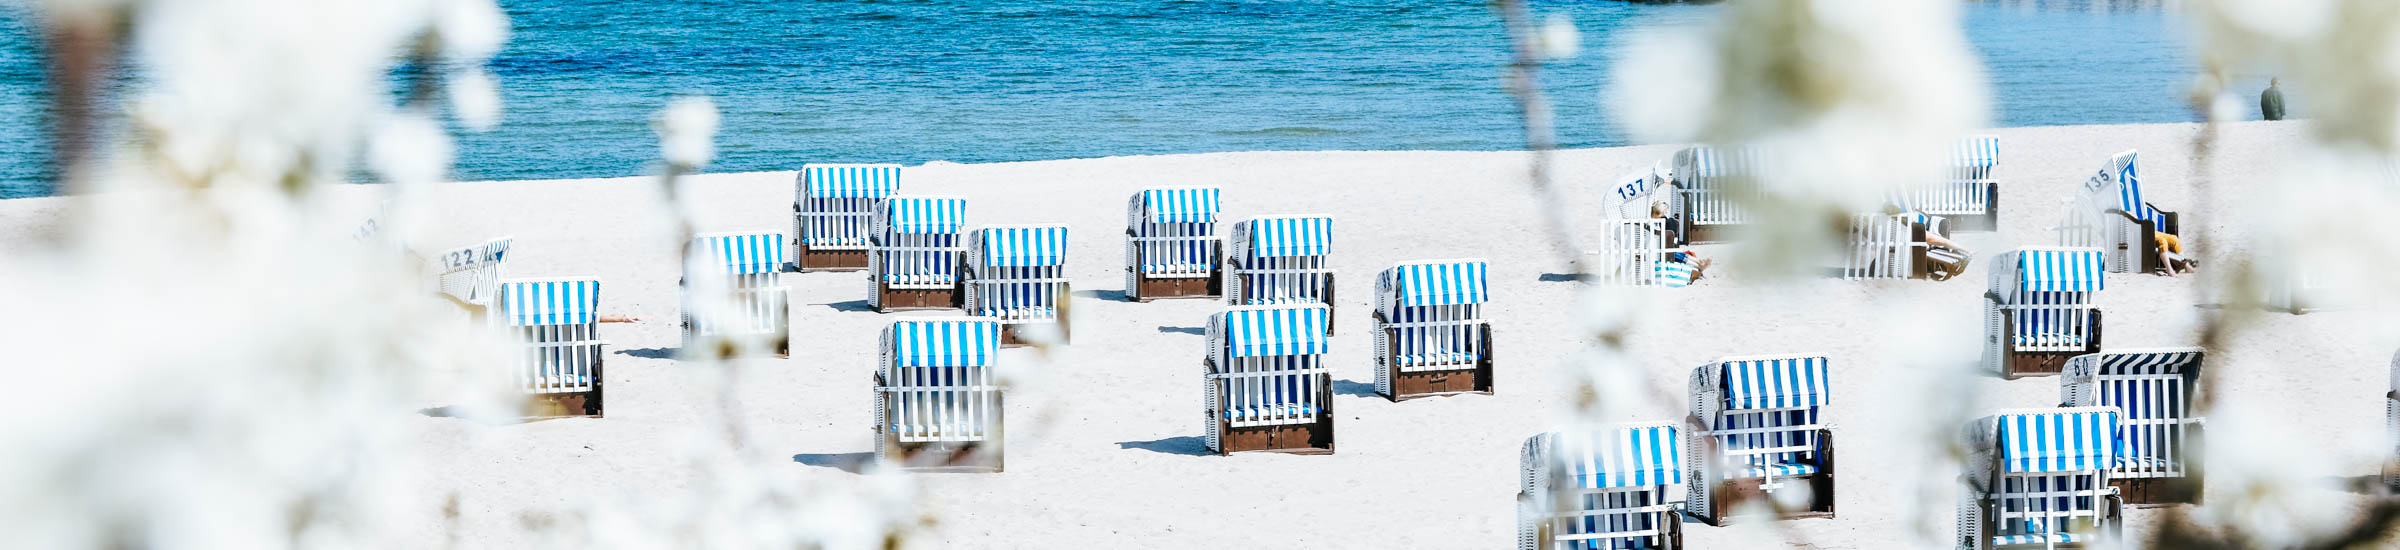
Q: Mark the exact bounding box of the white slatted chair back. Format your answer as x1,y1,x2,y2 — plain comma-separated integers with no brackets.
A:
1518,424,1686,550
1204,304,1330,450
2061,348,2204,481
793,163,901,253
1962,407,2123,550
683,231,788,349
1846,213,1918,280
869,196,968,303
1684,354,1830,514
1593,218,1675,287
1372,259,1490,396
495,278,603,394
1602,169,1662,220
876,318,1002,445
1228,215,1335,306
1124,187,1222,285
1673,145,1767,232
2055,151,2158,273
1903,135,2000,217
436,236,513,308
1983,248,2105,372
967,224,1070,324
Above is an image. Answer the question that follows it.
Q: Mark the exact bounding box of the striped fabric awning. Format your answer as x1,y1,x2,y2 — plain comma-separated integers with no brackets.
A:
694,232,786,275
501,278,600,327
2016,248,2105,292
1559,425,1685,489
2090,349,2202,375
802,164,901,199
1222,305,1329,358
889,319,999,367
1952,136,2000,179
1246,216,1333,258
980,225,1069,267
1393,260,1489,306
1141,187,1221,224
881,196,967,235
1720,355,1830,410
2089,151,2165,227
1998,409,2122,474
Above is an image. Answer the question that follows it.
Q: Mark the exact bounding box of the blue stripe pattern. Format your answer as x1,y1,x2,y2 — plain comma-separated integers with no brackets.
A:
2017,249,2105,292
1722,356,1829,410
1954,136,2000,179
881,196,968,235
1393,260,1488,307
1246,216,1333,258
979,225,1068,267
802,164,901,199
1999,410,2122,474
891,319,998,367
1141,187,1220,224
2085,350,2201,464
2103,151,2165,227
501,279,600,327
694,232,786,275
1567,425,1684,489
1223,305,1329,358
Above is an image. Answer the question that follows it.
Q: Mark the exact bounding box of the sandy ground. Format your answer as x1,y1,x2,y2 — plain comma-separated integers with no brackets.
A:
4,121,2394,548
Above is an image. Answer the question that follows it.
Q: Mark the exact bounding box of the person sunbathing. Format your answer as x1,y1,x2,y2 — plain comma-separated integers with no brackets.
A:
1648,200,1713,279
2155,231,2196,276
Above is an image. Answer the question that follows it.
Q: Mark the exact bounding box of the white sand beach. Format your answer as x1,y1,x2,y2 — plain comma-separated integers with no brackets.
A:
5,121,2391,548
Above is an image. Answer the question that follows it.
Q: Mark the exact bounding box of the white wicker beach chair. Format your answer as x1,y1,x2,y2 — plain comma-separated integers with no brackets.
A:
2055,150,2180,274
1670,145,1767,244
1373,259,1493,400
793,163,901,272
682,231,789,357
495,277,605,418
434,236,513,309
1844,213,1929,280
1685,353,1835,525
1517,424,1687,550
1957,407,2124,550
1593,219,1683,287
1228,215,1336,333
1124,187,1223,301
1204,303,1334,455
868,195,967,312
2061,347,2205,506
873,318,1004,472
1898,136,2001,231
966,224,1070,346
1984,247,2106,379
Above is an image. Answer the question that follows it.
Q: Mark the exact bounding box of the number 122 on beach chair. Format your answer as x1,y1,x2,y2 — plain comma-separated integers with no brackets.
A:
1203,304,1334,455
1685,354,1836,525
433,236,512,310
1517,424,1687,550
1958,407,2125,550
1373,259,1494,401
1124,187,1223,301
873,318,1005,472
496,278,605,419
2060,348,2206,506
792,163,899,272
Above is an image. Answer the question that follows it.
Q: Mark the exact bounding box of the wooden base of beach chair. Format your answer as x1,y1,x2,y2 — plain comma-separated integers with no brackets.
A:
1133,273,1222,301
1951,184,2000,232
1531,509,1682,550
2111,476,2201,507
1216,416,1335,455
523,388,602,419
1380,323,1495,401
1684,223,1733,245
877,432,1005,473
796,244,868,272
1998,310,2103,379
1691,429,1835,526
876,283,960,313
1975,493,2121,550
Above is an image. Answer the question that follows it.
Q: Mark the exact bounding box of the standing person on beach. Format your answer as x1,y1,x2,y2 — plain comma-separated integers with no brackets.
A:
2261,78,2286,121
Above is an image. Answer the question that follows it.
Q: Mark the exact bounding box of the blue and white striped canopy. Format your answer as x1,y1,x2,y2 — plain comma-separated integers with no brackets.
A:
2095,151,2167,227
2016,249,2105,292
888,319,999,367
1391,260,1489,307
1559,425,1685,489
1998,409,2122,474
1221,305,1329,358
693,232,786,275
1141,188,1221,224
1953,136,2000,178
881,196,968,235
802,164,901,199
980,225,1068,267
500,279,600,327
2090,349,2203,375
1721,355,1829,410
1246,216,1333,258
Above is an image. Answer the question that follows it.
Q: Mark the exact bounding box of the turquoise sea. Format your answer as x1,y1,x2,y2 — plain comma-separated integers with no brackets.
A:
0,1,2214,198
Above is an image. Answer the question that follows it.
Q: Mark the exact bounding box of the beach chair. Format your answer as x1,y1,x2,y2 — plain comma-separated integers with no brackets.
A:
1516,424,1687,550
1228,215,1336,334
1373,259,1494,400
1957,407,2124,550
1670,145,1766,244
2055,150,2181,274
1203,303,1334,455
1844,213,1931,280
1984,247,2106,378
1899,136,2001,232
1593,219,1691,287
868,195,967,312
1124,187,1224,301
496,278,605,418
1684,354,1835,525
433,236,512,310
966,224,1070,346
2060,348,2206,506
792,163,901,272
2387,350,2400,492
873,318,1004,472
681,231,790,357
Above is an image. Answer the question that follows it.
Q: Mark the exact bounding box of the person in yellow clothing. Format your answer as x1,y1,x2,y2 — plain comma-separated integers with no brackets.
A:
2155,231,2195,276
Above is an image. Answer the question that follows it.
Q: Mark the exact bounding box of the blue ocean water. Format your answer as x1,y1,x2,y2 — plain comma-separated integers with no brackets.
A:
0,1,2205,198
